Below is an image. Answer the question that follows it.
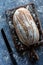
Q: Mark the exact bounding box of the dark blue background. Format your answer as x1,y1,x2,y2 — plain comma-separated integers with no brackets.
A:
0,0,43,65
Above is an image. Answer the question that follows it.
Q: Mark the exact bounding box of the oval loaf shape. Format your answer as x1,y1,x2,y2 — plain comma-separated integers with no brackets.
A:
13,7,39,46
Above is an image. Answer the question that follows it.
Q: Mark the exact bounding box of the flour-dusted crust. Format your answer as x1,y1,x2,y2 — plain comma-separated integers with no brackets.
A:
13,7,39,46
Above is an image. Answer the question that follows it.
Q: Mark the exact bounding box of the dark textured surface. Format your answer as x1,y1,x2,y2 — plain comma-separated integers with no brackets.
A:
0,0,43,65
